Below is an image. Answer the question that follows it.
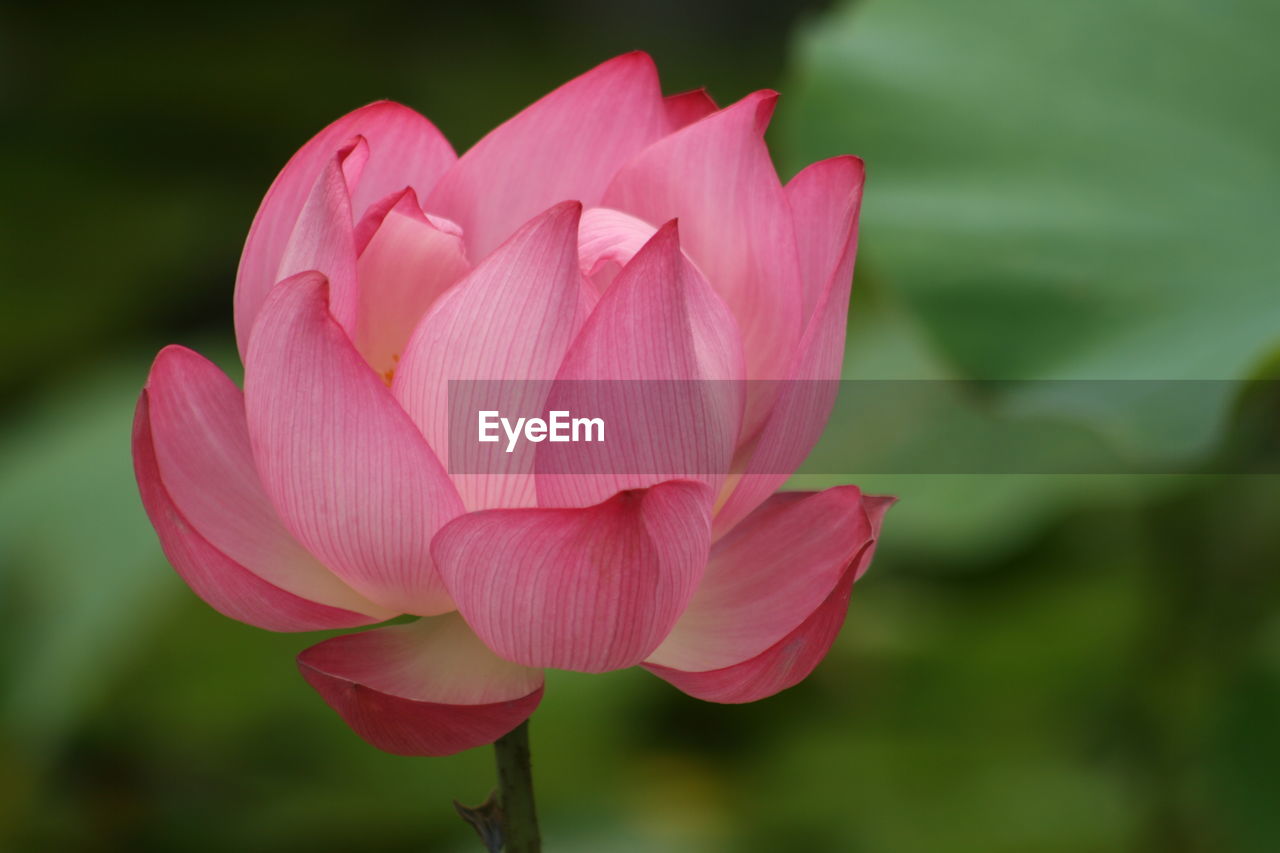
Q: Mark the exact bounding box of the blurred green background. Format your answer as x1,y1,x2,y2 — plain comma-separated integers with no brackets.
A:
2,0,1277,850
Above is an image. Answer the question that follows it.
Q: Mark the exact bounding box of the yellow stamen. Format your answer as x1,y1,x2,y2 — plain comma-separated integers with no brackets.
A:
382,354,400,387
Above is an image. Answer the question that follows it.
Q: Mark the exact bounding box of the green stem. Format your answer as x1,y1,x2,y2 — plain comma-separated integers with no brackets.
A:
494,720,541,852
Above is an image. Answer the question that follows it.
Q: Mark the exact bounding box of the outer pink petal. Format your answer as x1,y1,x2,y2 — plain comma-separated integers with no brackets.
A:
663,88,718,131
268,140,364,339
298,614,544,756
712,157,866,537
235,102,456,356
603,91,803,434
355,188,471,381
393,202,585,511
644,493,893,703
788,156,866,334
536,221,746,509
133,392,379,631
426,52,669,262
431,480,713,673
244,271,466,616
646,487,873,671
144,346,392,617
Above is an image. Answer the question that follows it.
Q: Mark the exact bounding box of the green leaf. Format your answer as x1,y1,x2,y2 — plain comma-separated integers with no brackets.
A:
0,358,181,761
790,286,1187,561
783,0,1280,457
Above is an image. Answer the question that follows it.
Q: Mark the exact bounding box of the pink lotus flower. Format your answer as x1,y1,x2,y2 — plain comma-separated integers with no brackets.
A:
132,53,891,757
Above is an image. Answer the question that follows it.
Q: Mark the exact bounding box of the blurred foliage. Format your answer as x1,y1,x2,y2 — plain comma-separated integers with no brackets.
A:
1,0,1277,851
784,0,1280,393
788,0,1280,556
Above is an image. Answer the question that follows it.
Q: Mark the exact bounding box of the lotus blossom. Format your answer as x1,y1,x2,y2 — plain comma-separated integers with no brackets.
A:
132,52,891,757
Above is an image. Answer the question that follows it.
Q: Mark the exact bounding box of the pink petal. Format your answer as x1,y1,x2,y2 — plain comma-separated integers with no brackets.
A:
602,91,803,436
235,101,456,356
353,187,410,255
426,52,669,262
663,88,718,131
644,493,893,703
244,271,465,616
788,156,866,333
536,221,746,509
355,189,471,382
268,139,363,340
712,157,867,537
431,480,713,673
393,202,586,511
648,487,873,671
133,391,379,632
353,186,467,258
298,614,544,756
576,206,658,293
144,345,390,617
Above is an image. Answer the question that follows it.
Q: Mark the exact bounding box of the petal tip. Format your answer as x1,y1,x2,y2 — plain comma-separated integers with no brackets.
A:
613,49,657,71
547,198,586,220
750,90,780,132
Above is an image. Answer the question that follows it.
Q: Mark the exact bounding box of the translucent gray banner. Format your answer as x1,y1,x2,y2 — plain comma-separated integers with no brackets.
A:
445,380,1279,475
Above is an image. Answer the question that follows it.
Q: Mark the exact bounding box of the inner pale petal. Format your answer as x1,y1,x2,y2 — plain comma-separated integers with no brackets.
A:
355,196,470,382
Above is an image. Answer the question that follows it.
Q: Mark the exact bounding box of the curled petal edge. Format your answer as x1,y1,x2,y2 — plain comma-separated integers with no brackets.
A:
297,617,544,757
133,391,379,632
643,494,894,703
